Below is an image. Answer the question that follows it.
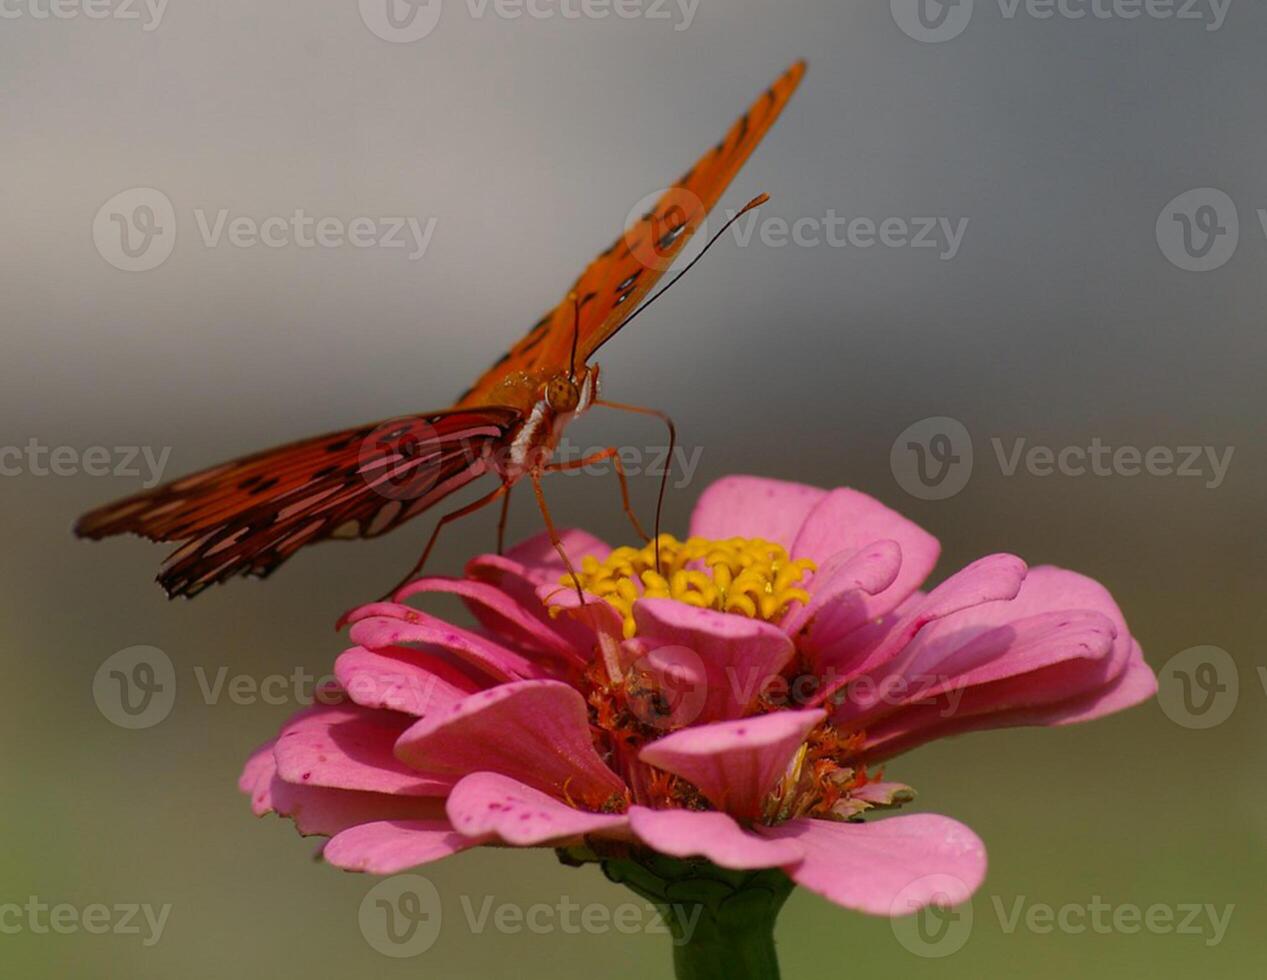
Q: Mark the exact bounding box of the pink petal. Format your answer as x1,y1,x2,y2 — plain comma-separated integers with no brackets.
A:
396,575,586,667
834,565,1153,743
834,609,1117,730
334,645,485,717
1045,644,1156,725
269,779,449,837
689,475,828,551
273,704,453,796
815,554,1028,703
993,565,1138,680
539,583,631,653
323,820,487,874
446,772,629,845
607,638,711,730
501,529,612,581
348,605,545,681
638,710,826,819
758,814,986,915
395,680,629,809
781,539,903,649
628,807,805,870
861,642,1156,760
240,740,279,815
632,598,796,721
791,488,941,618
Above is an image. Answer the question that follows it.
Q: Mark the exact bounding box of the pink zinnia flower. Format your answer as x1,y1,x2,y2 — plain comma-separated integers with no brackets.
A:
240,475,1155,944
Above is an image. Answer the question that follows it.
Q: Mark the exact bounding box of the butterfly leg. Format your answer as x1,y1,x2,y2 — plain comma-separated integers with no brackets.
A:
528,470,586,604
496,483,513,555
544,447,651,543
594,399,677,571
382,481,509,601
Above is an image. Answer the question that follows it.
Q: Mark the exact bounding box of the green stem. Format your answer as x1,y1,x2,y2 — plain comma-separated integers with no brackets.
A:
591,851,794,980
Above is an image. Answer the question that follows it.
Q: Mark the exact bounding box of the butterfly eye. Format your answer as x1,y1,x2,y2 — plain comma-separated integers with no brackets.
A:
545,377,581,413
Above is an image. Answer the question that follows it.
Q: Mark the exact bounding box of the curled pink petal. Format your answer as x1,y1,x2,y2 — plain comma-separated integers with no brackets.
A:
349,607,544,681
628,806,805,870
273,704,452,796
863,642,1157,761
396,574,586,666
817,553,1029,703
791,488,940,616
638,710,825,819
395,680,628,808
782,539,903,648
836,609,1117,730
334,645,485,717
446,772,629,845
632,598,795,721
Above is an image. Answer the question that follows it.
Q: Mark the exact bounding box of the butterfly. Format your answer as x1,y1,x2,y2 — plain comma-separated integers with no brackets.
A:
75,60,807,599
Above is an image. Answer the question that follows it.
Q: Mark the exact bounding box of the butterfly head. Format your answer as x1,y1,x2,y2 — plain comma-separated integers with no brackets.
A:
542,363,599,417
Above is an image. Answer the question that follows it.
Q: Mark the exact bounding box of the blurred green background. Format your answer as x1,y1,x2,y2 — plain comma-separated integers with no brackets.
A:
3,1,1265,976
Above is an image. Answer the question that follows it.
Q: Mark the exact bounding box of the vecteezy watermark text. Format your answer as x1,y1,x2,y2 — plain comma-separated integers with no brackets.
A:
552,438,704,489
358,0,699,44
0,0,169,30
892,885,1234,957
623,191,971,264
892,0,1231,44
891,417,1234,500
0,897,172,947
93,187,437,272
358,874,701,957
1,440,170,486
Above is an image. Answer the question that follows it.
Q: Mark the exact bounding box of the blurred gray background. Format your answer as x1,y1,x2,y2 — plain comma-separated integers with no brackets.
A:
2,1,1265,977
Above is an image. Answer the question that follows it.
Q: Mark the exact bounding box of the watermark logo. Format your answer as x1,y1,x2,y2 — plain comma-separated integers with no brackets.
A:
92,646,177,730
359,0,444,42
890,416,975,501
92,187,177,272
624,188,705,273
890,875,974,957
1156,187,1239,272
1157,644,1238,729
891,0,975,43
360,875,444,957
358,416,456,502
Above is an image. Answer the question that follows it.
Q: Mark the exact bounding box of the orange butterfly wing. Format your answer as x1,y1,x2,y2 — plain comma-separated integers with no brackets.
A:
74,409,519,597
456,60,806,407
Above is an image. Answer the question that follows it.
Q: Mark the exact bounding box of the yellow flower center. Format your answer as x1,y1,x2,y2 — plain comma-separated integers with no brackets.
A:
568,534,816,639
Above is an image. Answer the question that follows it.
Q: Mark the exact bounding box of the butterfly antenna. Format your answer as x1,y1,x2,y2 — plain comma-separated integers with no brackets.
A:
596,193,771,352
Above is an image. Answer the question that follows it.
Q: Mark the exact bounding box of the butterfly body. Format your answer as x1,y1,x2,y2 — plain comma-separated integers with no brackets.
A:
76,61,807,598
496,364,599,479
